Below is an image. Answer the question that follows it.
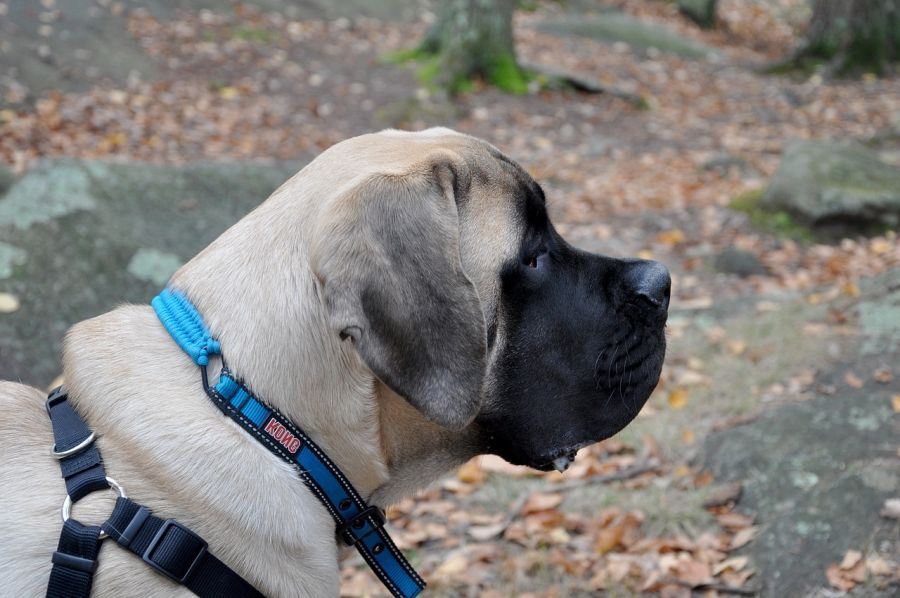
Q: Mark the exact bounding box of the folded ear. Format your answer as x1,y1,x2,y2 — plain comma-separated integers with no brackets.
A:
313,150,487,430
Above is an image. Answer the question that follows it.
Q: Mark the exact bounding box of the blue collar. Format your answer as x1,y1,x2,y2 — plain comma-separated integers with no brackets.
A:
151,288,425,598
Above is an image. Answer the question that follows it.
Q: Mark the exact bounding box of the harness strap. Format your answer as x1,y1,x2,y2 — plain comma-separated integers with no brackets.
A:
152,288,426,598
210,371,426,598
46,520,103,598
103,497,263,598
47,387,109,502
45,388,264,598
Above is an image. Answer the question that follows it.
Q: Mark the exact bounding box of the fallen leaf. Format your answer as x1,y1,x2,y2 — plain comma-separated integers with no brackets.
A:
693,469,714,488
892,395,900,413
521,492,563,515
713,556,749,576
681,429,696,445
839,550,862,570
433,553,468,579
677,296,713,310
730,527,756,550
866,556,894,576
218,86,239,99
673,558,712,586
880,498,900,520
594,519,627,554
668,388,689,410
873,368,894,383
457,459,485,484
843,371,864,389
656,229,685,246
702,482,743,508
826,563,856,591
467,522,506,542
717,511,754,530
841,281,860,297
726,339,747,356
478,455,532,477
0,292,20,313
870,238,892,255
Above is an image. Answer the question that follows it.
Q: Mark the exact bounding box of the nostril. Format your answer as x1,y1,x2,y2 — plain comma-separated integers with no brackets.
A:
625,260,671,312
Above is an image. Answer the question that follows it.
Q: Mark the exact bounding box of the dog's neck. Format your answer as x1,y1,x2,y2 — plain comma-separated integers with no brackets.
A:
166,202,392,497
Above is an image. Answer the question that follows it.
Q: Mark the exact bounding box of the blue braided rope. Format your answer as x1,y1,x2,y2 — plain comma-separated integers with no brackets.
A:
151,289,221,366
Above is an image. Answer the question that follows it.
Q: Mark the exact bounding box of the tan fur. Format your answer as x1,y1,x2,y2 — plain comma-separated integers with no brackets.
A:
0,128,526,596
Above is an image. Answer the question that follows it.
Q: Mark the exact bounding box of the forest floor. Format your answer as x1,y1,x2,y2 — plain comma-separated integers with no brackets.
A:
1,0,898,596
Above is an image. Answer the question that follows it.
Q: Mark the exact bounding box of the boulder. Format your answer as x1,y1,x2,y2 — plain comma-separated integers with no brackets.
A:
537,13,718,59
0,158,301,386
701,269,900,596
761,140,900,238
713,247,767,277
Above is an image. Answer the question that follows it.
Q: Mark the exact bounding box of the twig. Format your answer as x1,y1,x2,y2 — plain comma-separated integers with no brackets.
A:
662,576,760,596
519,61,647,106
491,460,661,540
551,459,661,493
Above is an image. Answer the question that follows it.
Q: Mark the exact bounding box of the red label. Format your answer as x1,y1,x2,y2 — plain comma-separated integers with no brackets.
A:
264,417,301,454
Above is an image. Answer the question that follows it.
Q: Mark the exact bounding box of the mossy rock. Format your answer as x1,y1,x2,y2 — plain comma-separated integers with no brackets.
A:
537,13,718,59
0,158,301,385
729,188,815,242
761,140,900,239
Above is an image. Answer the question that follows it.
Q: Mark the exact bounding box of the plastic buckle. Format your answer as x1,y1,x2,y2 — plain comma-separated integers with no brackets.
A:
143,519,208,583
52,550,98,574
337,505,386,546
45,386,68,416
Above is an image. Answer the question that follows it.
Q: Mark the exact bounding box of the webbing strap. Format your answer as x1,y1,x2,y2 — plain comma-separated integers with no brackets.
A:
152,288,426,598
212,372,425,598
47,387,109,502
102,498,263,598
45,389,264,598
46,520,102,598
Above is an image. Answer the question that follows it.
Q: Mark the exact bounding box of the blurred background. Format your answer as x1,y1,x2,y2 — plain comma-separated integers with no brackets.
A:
1,0,898,595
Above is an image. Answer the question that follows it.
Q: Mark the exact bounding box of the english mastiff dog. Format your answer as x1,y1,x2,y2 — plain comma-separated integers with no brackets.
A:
0,128,669,596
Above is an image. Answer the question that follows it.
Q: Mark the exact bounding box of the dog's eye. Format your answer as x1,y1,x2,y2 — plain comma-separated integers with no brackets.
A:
523,248,546,269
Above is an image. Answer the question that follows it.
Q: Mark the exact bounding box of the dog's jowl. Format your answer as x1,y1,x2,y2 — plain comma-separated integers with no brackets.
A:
0,128,667,597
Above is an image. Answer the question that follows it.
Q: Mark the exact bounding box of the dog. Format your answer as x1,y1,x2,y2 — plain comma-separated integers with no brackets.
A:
0,127,669,596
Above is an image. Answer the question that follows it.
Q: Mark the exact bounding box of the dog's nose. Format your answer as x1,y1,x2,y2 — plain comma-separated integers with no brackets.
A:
624,259,671,316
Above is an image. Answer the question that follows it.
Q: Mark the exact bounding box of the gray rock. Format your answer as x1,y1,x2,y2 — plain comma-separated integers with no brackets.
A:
0,163,15,195
0,0,160,106
701,268,900,597
537,13,718,59
0,158,302,386
678,0,718,29
761,140,900,238
713,247,768,277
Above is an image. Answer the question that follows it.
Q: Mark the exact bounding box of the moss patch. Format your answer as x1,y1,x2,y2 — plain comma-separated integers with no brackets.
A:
729,188,814,241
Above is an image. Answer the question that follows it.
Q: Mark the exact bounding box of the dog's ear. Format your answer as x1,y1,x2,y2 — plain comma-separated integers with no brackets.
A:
313,150,486,430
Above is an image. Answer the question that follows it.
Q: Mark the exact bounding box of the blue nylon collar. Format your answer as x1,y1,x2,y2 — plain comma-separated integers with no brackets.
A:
151,288,425,598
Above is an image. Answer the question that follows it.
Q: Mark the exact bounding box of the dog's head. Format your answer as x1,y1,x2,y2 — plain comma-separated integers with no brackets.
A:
312,128,668,471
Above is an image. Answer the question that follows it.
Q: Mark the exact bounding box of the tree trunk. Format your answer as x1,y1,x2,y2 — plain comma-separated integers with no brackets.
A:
678,0,719,29
419,0,525,93
800,0,899,75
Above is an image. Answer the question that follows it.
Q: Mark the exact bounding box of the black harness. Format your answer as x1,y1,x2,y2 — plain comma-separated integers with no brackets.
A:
45,387,263,598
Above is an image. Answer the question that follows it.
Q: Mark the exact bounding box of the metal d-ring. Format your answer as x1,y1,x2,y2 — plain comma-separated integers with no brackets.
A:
61,477,126,540
51,432,96,459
